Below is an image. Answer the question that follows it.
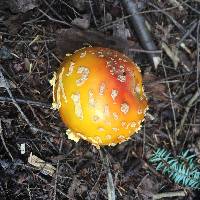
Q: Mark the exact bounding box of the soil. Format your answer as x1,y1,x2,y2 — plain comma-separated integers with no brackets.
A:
0,0,200,199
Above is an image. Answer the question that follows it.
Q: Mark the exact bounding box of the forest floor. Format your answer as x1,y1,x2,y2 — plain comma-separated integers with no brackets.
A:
0,0,200,199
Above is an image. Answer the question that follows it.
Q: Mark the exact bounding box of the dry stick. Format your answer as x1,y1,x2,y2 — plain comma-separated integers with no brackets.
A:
162,64,177,144
182,1,200,15
132,150,169,183
176,20,198,47
99,149,116,200
4,39,55,44
89,0,98,27
27,184,32,200
0,70,34,130
128,48,162,54
197,20,200,89
13,38,45,127
153,191,186,200
53,136,64,200
23,0,57,25
0,120,14,161
42,0,66,22
35,174,68,198
175,89,200,136
90,165,104,195
59,0,81,17
0,96,51,109
38,8,71,27
122,0,161,69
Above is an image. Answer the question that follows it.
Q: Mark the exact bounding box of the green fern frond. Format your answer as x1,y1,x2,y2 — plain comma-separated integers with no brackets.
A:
149,148,200,189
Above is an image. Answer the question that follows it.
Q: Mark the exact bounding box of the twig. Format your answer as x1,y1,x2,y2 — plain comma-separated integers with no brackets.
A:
131,150,168,182
0,69,34,130
176,20,198,47
148,2,196,42
175,89,200,136
182,1,200,15
35,174,68,198
197,20,200,89
89,0,98,27
27,184,32,200
97,5,181,31
128,48,162,54
0,120,14,161
0,95,51,109
59,0,81,17
162,64,177,143
99,149,116,200
122,0,161,69
4,39,55,44
53,136,63,200
153,191,186,200
168,0,184,11
23,0,57,25
29,127,56,137
0,67,54,137
42,0,65,22
38,8,71,27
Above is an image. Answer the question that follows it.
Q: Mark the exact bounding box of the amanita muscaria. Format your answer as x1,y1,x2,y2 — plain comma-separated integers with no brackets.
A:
50,47,148,148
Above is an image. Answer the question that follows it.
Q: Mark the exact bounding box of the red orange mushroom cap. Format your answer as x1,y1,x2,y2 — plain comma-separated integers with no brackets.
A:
50,47,148,148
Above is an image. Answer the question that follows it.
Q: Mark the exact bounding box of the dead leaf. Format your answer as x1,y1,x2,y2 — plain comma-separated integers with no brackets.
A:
8,0,38,13
112,18,131,40
4,14,25,34
137,175,160,199
72,14,90,29
24,58,33,73
67,176,88,200
13,63,23,72
143,72,168,101
72,0,86,11
162,42,179,68
55,27,135,59
28,153,56,176
168,0,184,11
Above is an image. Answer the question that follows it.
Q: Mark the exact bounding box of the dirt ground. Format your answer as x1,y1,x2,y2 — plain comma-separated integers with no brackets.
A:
0,0,200,199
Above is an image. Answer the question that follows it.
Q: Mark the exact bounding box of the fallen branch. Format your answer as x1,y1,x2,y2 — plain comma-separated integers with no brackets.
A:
122,0,161,68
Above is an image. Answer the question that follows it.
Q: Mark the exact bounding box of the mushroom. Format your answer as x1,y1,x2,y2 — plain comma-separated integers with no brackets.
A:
50,47,148,148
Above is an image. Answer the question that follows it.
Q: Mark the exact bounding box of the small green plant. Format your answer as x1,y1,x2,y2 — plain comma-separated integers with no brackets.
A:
149,148,200,189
